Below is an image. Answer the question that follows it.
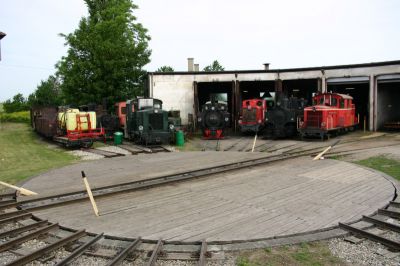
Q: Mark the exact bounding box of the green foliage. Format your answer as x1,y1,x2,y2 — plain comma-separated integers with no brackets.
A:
155,65,174,72
0,111,30,123
0,103,4,113
203,60,225,72
28,75,64,107
57,0,151,107
3,93,29,113
356,156,400,181
0,123,76,185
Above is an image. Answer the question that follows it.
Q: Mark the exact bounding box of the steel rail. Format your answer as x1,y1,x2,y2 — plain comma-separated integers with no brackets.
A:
107,237,141,266
0,213,32,225
0,210,30,220
6,229,86,266
55,233,104,266
0,223,58,252
389,201,400,208
362,215,400,233
339,222,400,250
0,220,48,239
378,209,400,219
146,239,163,266
0,202,19,211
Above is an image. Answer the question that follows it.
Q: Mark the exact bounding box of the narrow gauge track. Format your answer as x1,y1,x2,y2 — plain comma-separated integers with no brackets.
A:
0,194,211,265
339,202,400,251
82,145,171,158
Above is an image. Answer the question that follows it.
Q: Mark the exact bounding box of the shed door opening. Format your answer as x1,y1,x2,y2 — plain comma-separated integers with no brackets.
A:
196,82,234,128
327,77,369,130
282,79,319,105
377,76,400,131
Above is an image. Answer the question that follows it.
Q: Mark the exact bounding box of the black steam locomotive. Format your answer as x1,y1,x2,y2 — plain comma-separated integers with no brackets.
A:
264,93,307,138
197,99,230,139
125,97,175,145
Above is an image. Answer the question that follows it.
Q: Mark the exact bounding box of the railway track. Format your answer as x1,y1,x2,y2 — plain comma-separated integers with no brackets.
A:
82,144,171,158
339,202,400,251
0,193,212,265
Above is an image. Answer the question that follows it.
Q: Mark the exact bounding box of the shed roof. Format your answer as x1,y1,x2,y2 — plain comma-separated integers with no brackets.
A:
149,60,400,76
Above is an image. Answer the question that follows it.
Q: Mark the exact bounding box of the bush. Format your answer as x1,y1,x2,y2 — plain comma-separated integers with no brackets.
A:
0,111,30,123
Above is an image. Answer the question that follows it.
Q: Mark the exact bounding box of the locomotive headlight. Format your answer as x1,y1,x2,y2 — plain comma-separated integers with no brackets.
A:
221,106,225,110
224,117,229,122
197,117,202,122
169,124,174,130
265,118,268,121
138,125,144,131
321,122,326,127
154,109,158,113
211,106,215,110
205,106,208,110
291,118,294,121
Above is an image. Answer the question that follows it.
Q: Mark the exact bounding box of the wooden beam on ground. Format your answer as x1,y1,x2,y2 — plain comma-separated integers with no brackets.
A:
0,181,38,196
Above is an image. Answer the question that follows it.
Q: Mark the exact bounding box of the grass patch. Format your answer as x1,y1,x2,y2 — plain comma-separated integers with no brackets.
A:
0,111,30,123
236,242,345,266
356,156,400,181
0,123,77,186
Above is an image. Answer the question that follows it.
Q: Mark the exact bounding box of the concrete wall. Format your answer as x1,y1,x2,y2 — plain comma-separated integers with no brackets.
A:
149,62,400,129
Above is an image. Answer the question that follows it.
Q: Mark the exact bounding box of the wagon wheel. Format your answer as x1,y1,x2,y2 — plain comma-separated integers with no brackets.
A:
81,139,93,148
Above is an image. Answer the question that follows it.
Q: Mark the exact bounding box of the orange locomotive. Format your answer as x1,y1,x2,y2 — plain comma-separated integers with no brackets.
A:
299,92,358,139
238,99,267,134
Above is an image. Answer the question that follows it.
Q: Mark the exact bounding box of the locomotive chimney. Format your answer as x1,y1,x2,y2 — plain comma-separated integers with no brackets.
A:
187,58,194,72
194,64,199,72
263,63,270,70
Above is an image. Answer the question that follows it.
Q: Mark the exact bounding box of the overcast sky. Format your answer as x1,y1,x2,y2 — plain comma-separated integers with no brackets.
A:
1,0,399,101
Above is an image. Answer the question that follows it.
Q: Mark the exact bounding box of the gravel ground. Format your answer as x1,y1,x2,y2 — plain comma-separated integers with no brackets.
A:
329,237,400,266
66,150,104,160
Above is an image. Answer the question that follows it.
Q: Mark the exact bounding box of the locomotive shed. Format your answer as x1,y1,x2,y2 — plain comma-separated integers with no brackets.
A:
20,151,395,244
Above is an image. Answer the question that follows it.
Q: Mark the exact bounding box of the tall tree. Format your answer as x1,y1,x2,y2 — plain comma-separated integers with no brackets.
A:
203,60,225,72
28,75,63,107
155,65,174,72
57,0,151,106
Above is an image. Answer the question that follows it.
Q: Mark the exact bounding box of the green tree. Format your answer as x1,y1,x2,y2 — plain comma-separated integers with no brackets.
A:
203,60,225,72
28,75,63,107
57,0,151,106
155,65,174,72
3,93,29,113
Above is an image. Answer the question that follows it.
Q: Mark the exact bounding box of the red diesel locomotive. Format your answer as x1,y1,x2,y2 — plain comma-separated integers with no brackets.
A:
299,92,358,139
238,99,267,134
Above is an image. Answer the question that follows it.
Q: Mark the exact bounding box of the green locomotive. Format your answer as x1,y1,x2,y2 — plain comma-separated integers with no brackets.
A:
125,97,175,145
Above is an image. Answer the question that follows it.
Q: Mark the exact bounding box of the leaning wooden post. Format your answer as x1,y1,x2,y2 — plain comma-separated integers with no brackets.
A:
0,181,38,196
81,171,99,217
313,140,340,161
251,134,258,153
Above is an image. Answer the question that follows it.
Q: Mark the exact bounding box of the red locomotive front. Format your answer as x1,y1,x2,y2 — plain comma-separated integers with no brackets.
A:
238,99,267,134
299,93,358,139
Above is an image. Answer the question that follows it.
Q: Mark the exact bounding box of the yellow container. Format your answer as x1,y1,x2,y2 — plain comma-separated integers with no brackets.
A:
58,109,96,131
